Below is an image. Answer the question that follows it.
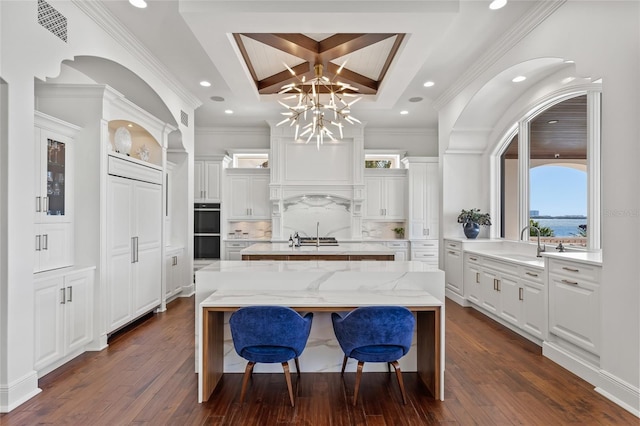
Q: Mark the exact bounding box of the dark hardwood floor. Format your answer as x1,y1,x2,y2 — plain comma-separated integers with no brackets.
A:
2,296,636,425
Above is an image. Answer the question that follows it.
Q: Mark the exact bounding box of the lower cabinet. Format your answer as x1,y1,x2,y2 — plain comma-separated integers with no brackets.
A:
384,241,409,261
410,240,439,266
34,267,94,375
465,253,546,342
444,244,463,295
165,247,185,299
225,241,252,260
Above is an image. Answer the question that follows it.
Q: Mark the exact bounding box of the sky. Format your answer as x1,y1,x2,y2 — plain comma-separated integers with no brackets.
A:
530,166,587,216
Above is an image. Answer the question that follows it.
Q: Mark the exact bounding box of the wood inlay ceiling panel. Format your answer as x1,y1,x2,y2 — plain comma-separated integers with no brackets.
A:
234,33,405,95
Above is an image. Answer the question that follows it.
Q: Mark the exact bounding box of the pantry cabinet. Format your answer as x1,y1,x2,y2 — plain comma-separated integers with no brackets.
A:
106,156,163,332
227,169,270,220
194,159,221,202
443,240,463,295
403,157,438,240
34,267,94,376
363,172,406,220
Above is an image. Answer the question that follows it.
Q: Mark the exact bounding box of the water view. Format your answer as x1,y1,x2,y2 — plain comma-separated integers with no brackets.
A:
533,218,587,237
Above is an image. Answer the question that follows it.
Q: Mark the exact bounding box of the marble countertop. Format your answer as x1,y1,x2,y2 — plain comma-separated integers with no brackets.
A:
240,242,395,255
201,289,442,309
199,259,441,273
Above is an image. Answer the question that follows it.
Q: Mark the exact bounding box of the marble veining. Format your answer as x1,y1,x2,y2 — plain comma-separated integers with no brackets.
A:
240,242,395,255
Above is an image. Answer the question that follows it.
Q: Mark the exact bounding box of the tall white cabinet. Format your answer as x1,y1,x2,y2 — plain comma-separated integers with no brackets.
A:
363,170,406,220
194,158,222,202
106,156,164,332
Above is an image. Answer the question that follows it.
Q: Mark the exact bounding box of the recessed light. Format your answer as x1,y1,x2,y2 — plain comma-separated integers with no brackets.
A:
547,120,559,124
512,75,526,83
224,110,234,114
210,96,225,102
129,0,147,8
423,81,435,87
200,81,211,87
400,110,409,115
127,123,133,128
409,97,423,103
489,0,507,10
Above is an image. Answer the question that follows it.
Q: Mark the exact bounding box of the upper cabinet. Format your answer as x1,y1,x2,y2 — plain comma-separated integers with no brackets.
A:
34,112,79,273
363,170,406,220
194,158,221,202
404,157,439,240
226,169,270,220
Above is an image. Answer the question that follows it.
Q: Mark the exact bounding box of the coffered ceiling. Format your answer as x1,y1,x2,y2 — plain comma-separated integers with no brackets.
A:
93,1,571,130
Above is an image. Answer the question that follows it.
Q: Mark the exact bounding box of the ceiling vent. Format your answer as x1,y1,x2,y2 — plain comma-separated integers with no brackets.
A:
180,110,189,127
37,0,68,43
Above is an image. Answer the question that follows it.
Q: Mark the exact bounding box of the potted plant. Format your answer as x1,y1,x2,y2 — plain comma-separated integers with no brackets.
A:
392,227,405,239
457,209,491,239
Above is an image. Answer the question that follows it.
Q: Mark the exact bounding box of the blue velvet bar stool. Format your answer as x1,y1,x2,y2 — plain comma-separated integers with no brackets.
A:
229,306,313,407
331,306,415,405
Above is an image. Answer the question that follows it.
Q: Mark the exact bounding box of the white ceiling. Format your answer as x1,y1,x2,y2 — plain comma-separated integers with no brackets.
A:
95,0,562,130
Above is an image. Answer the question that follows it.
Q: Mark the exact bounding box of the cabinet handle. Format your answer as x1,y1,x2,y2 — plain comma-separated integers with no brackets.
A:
469,257,477,261
67,286,72,302
519,287,524,301
43,197,49,213
35,235,41,251
60,287,66,304
476,272,479,283
173,255,178,266
135,237,139,263
131,237,136,263
36,196,41,212
562,266,579,273
448,251,456,255
525,271,538,277
493,278,497,290
561,279,578,285
204,190,207,199
497,279,501,292
42,234,48,250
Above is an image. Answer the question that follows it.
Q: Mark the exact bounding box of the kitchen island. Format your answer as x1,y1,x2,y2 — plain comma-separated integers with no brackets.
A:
240,242,395,260
195,260,445,403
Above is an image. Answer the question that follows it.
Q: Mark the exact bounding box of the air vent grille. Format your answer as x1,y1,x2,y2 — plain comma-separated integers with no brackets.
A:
180,110,189,127
37,0,67,43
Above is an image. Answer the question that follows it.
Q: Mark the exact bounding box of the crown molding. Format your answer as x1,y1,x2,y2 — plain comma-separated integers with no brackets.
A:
71,0,202,111
433,0,567,111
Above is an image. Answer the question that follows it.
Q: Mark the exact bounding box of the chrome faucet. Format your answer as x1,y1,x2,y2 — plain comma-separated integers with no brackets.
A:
520,225,546,257
316,222,320,247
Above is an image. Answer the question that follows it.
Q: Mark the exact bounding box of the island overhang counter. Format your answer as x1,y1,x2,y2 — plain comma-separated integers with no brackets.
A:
195,260,445,403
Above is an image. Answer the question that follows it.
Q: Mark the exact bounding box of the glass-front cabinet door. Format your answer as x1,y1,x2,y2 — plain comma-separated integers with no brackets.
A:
34,115,75,224
46,138,66,217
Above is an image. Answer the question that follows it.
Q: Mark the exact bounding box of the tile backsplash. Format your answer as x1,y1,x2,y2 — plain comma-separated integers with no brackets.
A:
227,221,272,239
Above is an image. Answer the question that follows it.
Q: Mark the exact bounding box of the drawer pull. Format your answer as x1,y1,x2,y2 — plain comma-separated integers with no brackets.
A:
525,272,538,277
469,257,477,261
448,251,456,255
562,266,579,273
561,279,578,285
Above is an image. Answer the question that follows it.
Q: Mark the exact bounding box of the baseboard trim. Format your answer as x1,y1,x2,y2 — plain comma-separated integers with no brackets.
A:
542,341,601,385
180,283,195,297
0,371,41,413
595,370,640,417
444,289,468,306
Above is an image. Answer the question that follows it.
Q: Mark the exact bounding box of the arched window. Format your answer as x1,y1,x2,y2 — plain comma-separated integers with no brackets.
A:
496,91,601,249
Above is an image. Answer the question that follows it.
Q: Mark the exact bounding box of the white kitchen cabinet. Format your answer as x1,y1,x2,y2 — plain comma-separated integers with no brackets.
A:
444,240,463,295
194,159,221,202
521,272,546,340
34,267,94,376
384,241,409,261
548,258,600,355
165,247,185,299
225,240,252,260
227,169,270,220
410,240,439,266
403,157,438,240
34,113,79,273
34,222,74,273
106,157,163,333
463,253,482,305
363,172,406,220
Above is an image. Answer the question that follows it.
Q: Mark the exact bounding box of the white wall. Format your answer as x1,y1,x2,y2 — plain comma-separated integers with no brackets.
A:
439,0,639,413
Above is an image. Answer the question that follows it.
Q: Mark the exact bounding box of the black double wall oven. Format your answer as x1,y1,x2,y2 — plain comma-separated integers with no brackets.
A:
194,203,221,259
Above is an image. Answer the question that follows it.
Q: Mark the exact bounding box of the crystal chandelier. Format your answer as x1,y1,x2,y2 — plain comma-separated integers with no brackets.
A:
276,62,361,149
